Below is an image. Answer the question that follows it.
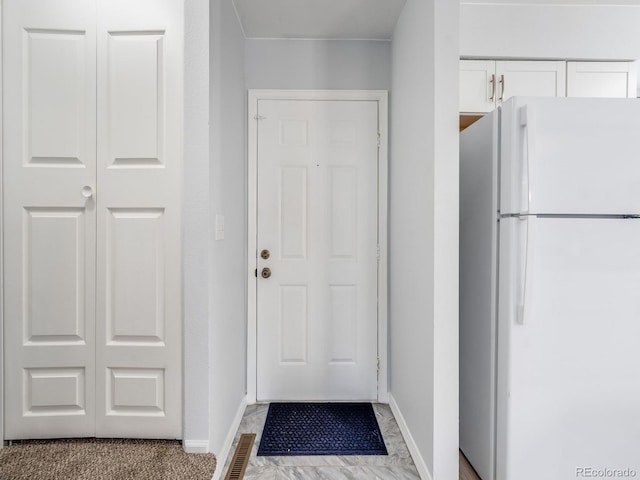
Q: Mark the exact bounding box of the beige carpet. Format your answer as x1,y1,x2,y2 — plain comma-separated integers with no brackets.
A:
0,438,216,480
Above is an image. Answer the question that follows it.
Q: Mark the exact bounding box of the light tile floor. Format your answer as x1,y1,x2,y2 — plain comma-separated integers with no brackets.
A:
222,403,422,480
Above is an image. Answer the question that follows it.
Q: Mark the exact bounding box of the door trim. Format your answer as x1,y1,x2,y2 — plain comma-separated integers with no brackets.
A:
247,89,388,404
0,5,4,445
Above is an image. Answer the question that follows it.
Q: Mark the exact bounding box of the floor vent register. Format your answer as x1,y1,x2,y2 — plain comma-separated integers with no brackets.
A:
224,433,256,480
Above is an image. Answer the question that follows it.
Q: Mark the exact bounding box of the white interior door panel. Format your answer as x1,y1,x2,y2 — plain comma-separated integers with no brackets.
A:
94,0,183,439
3,0,98,439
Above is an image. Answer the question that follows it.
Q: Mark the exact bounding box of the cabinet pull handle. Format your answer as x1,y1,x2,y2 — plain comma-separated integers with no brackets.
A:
499,74,505,102
489,74,496,101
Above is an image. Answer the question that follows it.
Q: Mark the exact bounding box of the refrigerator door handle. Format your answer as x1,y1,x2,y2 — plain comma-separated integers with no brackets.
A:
519,106,535,215
516,215,535,325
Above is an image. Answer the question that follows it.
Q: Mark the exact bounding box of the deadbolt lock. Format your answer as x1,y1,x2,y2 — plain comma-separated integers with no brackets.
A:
260,249,270,260
261,267,272,279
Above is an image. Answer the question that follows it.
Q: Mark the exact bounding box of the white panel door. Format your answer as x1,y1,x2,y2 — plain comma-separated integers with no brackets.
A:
3,0,97,438
3,0,182,440
567,61,638,98
256,100,379,401
495,61,566,106
95,0,183,438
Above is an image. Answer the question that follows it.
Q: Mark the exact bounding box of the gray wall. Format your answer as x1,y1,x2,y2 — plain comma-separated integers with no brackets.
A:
183,0,211,449
245,39,391,90
209,0,248,454
183,0,247,454
390,0,460,478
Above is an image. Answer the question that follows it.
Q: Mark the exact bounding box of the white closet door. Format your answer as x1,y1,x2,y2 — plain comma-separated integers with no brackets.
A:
3,0,97,439
3,0,183,440
94,0,183,438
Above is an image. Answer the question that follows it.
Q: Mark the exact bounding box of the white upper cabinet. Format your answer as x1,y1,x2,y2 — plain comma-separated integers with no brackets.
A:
460,60,496,113
496,61,567,103
460,60,566,114
567,62,637,98
460,60,496,114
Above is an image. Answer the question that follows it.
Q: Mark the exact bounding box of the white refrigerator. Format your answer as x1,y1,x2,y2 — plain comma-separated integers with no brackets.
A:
460,97,640,480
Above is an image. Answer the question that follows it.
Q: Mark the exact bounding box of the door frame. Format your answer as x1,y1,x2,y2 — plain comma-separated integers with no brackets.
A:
0,5,4,445
246,89,389,404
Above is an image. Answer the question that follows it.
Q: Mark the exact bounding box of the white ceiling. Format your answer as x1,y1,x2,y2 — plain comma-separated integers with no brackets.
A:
232,0,407,40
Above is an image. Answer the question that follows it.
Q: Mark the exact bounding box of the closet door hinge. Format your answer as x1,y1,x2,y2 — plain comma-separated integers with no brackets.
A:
377,131,381,147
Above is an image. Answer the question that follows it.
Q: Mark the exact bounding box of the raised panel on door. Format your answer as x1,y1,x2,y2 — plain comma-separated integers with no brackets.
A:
24,209,88,345
105,209,166,346
3,0,97,439
256,99,379,401
567,61,638,98
107,31,165,167
496,61,566,105
95,0,182,438
460,60,496,114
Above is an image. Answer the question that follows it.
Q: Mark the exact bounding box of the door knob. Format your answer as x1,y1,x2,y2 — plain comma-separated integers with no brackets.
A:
261,267,271,279
81,185,94,198
260,249,270,260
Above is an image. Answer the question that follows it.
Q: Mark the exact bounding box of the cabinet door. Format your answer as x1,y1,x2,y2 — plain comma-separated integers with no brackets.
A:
496,61,566,105
460,60,496,114
567,62,637,98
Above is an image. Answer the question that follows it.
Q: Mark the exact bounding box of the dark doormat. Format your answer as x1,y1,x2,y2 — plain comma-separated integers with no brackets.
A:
257,402,388,456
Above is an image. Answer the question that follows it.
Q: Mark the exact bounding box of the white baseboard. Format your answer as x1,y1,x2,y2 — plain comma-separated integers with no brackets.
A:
183,439,210,454
211,395,248,480
389,393,433,480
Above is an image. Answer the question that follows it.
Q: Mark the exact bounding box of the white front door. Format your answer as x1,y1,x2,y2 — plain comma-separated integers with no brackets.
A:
3,0,182,440
256,99,380,401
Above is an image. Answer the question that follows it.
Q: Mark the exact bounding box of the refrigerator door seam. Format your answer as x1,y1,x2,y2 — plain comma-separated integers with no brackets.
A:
500,213,640,219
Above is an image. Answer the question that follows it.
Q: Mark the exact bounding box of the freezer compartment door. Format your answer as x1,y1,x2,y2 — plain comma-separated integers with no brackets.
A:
497,216,640,480
500,97,640,215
